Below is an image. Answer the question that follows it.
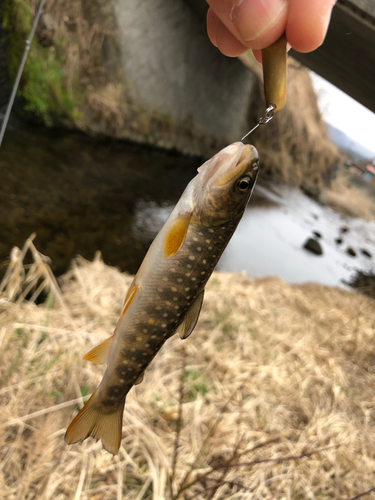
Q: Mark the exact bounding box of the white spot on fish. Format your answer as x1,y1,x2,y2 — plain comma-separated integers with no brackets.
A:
198,232,203,235
122,370,126,376
120,379,125,383
191,277,196,281
122,360,129,364
171,267,176,272
143,329,148,333
189,255,195,261
131,348,136,352
185,287,190,291
218,236,223,240
176,313,181,317
196,247,202,251
193,237,198,241
166,301,171,305
162,323,167,327
145,343,150,347
206,239,210,243
208,246,212,250
173,297,178,301
177,278,183,283
174,305,179,310
128,367,133,371
171,287,177,292
203,260,207,264
201,271,206,275
136,336,142,341
156,305,161,310
151,335,156,339
209,228,214,233
187,264,192,269
213,255,217,258
186,296,191,299
142,352,148,355
163,313,168,317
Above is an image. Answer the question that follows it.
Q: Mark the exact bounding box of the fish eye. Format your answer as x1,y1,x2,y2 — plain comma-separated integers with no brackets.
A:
236,175,253,193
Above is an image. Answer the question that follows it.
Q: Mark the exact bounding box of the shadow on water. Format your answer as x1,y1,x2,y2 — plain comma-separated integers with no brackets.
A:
1,126,374,289
0,127,200,276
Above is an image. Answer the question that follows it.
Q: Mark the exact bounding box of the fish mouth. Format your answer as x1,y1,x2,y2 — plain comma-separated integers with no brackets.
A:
214,143,259,187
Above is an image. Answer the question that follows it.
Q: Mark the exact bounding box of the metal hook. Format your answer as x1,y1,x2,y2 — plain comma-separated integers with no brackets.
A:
241,104,276,142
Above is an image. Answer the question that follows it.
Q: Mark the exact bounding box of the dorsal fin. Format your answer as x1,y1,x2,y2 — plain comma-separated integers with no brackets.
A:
178,289,204,340
163,213,192,259
83,335,114,364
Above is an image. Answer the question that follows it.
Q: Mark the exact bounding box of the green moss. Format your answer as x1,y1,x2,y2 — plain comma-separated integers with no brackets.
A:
3,0,77,125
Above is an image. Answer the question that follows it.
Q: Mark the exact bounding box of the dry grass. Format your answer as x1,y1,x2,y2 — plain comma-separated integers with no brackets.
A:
0,242,375,499
325,175,375,221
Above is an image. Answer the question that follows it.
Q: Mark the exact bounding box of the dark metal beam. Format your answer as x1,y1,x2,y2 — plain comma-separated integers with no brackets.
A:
290,0,375,114
185,0,375,114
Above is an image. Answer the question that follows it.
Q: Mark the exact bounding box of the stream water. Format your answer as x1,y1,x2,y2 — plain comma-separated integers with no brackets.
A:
1,126,374,288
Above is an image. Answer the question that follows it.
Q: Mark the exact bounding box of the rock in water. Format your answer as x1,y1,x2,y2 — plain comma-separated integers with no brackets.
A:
360,248,372,259
303,238,323,256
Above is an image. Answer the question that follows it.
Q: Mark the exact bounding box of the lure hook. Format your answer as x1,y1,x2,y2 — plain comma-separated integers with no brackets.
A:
241,104,276,142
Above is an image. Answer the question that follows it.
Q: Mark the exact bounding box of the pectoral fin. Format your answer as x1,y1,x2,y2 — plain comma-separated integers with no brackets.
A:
83,335,113,364
178,290,204,340
163,213,192,259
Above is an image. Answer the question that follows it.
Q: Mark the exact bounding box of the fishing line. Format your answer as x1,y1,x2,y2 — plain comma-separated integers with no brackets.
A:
241,103,276,142
0,0,46,147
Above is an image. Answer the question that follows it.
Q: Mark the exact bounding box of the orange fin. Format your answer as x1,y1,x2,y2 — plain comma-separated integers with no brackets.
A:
134,371,144,385
83,336,113,364
65,389,125,455
120,282,140,319
163,213,192,259
178,289,204,340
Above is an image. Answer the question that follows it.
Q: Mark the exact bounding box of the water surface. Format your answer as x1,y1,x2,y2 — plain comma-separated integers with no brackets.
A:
1,127,374,287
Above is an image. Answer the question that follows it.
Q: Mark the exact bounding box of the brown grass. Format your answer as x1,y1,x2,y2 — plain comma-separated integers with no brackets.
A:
0,242,375,499
325,175,375,221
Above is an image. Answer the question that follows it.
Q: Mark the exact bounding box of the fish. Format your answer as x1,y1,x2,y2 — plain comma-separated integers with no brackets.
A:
65,141,259,455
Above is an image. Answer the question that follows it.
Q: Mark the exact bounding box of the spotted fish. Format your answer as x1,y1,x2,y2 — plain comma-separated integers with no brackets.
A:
65,141,259,454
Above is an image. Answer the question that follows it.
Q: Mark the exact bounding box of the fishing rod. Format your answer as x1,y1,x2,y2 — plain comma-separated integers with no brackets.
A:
0,0,46,147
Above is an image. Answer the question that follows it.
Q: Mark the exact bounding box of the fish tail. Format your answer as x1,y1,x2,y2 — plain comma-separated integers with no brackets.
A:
65,390,125,455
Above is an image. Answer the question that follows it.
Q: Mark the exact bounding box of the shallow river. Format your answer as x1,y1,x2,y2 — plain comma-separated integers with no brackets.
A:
1,127,374,288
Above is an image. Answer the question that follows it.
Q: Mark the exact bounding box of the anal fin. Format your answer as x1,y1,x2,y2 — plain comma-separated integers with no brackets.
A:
83,335,113,364
178,289,204,340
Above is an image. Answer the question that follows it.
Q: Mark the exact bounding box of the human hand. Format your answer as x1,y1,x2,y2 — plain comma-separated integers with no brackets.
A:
206,0,336,62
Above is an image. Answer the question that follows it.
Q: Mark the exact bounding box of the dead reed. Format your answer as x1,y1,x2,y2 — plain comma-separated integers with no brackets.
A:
0,242,375,499
325,175,375,221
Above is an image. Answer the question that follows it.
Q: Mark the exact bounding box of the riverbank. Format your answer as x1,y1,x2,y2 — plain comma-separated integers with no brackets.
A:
0,245,374,499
